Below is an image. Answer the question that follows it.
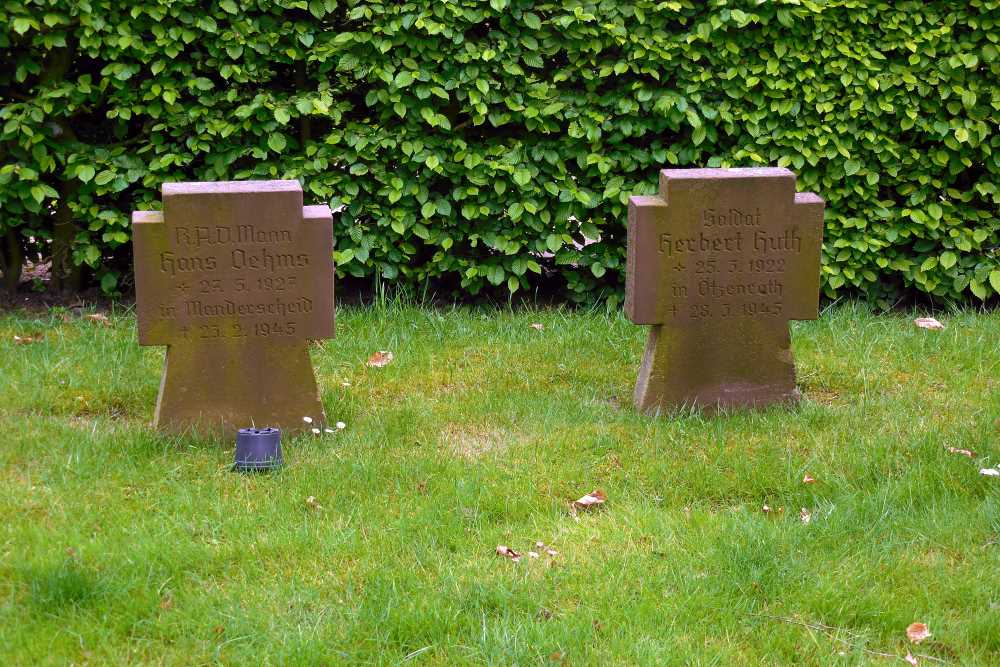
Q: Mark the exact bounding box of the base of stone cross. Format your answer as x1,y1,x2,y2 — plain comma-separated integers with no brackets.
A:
153,339,325,438
634,318,801,415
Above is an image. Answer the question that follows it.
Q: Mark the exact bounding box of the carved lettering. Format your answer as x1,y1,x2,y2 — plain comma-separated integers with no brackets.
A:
659,231,744,256
702,207,761,227
159,251,217,276
753,228,801,253
175,225,293,248
231,248,310,271
183,297,313,318
697,278,784,297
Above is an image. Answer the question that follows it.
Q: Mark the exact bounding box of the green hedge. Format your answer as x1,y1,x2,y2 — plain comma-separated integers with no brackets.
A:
2,0,998,303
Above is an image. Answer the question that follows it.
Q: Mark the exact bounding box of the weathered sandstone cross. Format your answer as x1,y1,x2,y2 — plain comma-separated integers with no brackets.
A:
626,168,824,413
132,181,334,436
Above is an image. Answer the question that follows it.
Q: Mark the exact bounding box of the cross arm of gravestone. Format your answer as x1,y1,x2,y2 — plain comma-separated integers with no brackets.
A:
131,210,172,346
785,191,824,320
624,194,668,325
294,203,336,339
624,168,825,325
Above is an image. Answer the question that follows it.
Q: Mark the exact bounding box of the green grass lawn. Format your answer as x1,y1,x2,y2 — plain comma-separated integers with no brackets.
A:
1,301,998,665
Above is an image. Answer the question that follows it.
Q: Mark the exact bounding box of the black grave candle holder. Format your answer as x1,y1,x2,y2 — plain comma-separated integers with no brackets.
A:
233,427,283,472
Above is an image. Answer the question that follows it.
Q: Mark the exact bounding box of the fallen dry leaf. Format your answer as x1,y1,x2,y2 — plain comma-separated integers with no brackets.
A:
84,313,111,326
946,446,974,458
305,496,323,510
802,473,816,484
906,622,931,644
572,489,607,511
366,350,394,367
496,544,521,562
13,333,42,344
913,317,944,330
904,652,919,666
979,468,999,477
799,508,812,524
530,323,544,331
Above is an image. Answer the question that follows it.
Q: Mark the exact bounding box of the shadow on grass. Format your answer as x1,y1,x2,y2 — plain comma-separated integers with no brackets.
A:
20,558,104,613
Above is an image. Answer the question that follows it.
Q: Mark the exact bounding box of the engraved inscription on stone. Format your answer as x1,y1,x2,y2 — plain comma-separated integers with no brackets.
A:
133,180,334,437
625,168,823,414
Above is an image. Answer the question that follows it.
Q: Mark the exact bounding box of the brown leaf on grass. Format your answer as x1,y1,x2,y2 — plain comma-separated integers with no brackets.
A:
84,313,111,326
572,489,607,511
802,473,816,484
496,544,521,562
366,350,394,367
906,622,931,644
913,317,944,330
530,323,545,331
904,652,919,666
946,446,975,458
799,508,812,524
305,496,323,511
13,333,42,344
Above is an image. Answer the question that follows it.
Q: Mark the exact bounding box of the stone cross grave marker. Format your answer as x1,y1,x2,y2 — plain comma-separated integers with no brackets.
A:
132,180,334,436
625,167,823,414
